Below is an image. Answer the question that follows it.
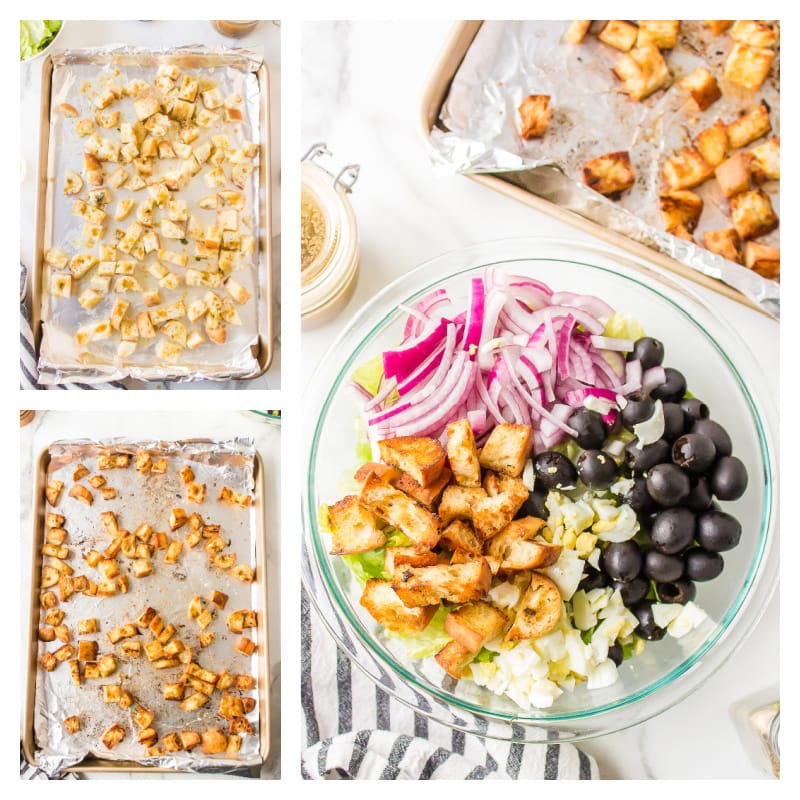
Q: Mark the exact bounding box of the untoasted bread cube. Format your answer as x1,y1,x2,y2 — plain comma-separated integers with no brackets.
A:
612,43,670,101
715,153,753,198
730,21,779,49
724,43,775,91
394,467,452,510
680,66,720,111
662,148,714,190
563,20,591,44
504,573,563,642
435,640,476,679
102,723,126,749
392,559,491,608
438,485,488,526
378,437,446,488
744,242,780,280
446,419,482,487
581,151,635,196
201,728,228,755
445,601,508,654
479,423,533,477
726,105,771,149
636,20,680,50
694,120,729,168
730,189,778,240
660,190,704,234
359,474,440,549
749,137,780,183
598,20,638,52
518,95,553,140
46,481,64,506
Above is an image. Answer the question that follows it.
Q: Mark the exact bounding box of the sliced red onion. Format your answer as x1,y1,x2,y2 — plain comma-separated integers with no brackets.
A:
618,358,643,396
642,365,667,396
589,335,634,352
401,288,450,340
563,387,619,407
383,319,449,382
364,375,398,412
463,277,486,355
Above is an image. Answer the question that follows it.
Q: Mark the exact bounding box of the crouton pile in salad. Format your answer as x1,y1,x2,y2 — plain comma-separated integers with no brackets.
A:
320,268,748,710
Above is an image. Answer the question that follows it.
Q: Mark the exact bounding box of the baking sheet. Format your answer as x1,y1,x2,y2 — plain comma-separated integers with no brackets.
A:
31,438,264,776
427,21,780,317
38,46,268,383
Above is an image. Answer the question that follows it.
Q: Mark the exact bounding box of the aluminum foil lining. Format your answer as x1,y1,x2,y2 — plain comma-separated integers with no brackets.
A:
39,46,265,384
34,437,261,776
427,21,780,318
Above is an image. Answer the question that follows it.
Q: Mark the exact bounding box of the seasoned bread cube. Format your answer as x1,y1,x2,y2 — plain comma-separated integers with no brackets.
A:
704,21,733,36
723,43,775,91
703,228,743,264
201,728,228,755
726,105,771,149
680,66,720,111
581,150,635,196
391,559,491,608
378,437,446,488
730,20,779,49
393,468,451,510
64,716,81,734
730,189,778,240
494,536,562,572
636,20,680,50
359,474,440,549
749,137,780,183
438,520,483,556
518,95,553,139
69,484,94,506
328,494,386,555
598,20,638,52
471,475,529,540
360,579,438,634
478,423,533,477
612,44,670,101
102,723,126,749
384,546,438,574
504,573,563,642
744,241,780,280
353,462,401,484
438,485,488,526
662,148,713,190
694,120,729,168
446,419,482,487
563,20,591,44
45,480,64,506
235,637,256,656
435,640,476,679
660,190,703,234
445,600,508,653
715,153,753,198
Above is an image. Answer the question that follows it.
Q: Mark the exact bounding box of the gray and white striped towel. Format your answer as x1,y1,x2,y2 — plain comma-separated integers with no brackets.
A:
301,588,599,780
20,745,80,780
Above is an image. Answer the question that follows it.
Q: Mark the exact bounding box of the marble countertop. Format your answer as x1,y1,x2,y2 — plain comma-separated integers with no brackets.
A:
20,20,281,389
301,20,780,780
20,410,281,779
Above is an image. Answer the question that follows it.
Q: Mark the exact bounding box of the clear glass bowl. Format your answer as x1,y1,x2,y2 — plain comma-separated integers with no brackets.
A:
301,237,778,743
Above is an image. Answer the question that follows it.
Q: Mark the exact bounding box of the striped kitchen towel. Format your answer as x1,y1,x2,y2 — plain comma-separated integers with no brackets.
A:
20,745,80,780
300,588,598,780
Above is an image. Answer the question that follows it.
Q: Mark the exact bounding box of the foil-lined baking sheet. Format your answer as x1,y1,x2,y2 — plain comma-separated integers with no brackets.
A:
427,21,780,317
39,46,265,383
33,438,261,776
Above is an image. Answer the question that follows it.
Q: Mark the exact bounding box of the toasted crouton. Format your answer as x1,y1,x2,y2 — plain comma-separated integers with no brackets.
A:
445,601,508,654
612,43,670,101
439,519,483,556
484,517,560,571
479,423,533,477
353,462,402,484
749,137,780,183
744,242,780,280
598,20,638,52
563,20,591,44
662,148,714,190
518,95,553,140
359,474,440,549
680,66,720,111
384,546,439,574
730,189,778,240
438,485,488,526
470,475,528,540
360,579,438,634
702,228,743,264
435,640,476,679
723,43,775,91
636,20,680,50
102,723,126,749
581,151,635,196
393,467,451,510
704,21,733,36
504,573,563,642
446,419,482,487
392,559,491,608
726,105,771,150
660,190,704,234
694,120,729,168
328,494,386,555
730,21,779,49
378,437,446,488
715,152,753,198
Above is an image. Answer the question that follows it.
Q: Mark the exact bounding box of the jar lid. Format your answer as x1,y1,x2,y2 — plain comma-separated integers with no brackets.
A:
301,145,360,321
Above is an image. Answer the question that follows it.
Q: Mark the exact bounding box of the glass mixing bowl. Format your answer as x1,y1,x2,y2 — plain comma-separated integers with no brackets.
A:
301,237,778,743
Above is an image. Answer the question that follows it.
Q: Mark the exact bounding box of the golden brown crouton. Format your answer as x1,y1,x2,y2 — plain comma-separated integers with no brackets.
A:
563,20,591,44
392,559,491,607
470,476,529,540
730,20,779,49
612,43,670,101
726,105,771,150
360,579,438,634
659,190,704,235
694,120,729,168
181,730,202,751
384,546,438,574
744,242,780,280
703,21,733,36
102,723,126,749
353,462,402,484
435,640,476,679
680,66,720,111
702,228,743,264
715,153,753,198
518,95,553,140
749,137,780,183
581,151,636,196
438,485,488,526
444,601,508,653
598,20,638,52
201,728,228,755
378,437,446,488
438,520,483,556
730,189,778,240
45,481,64,506
723,43,775,91
504,573,563,642
394,467,452,510
64,716,81,734
479,423,533,477
637,20,680,50
485,517,558,569
328,494,386,555
360,473,440,549
662,148,714,190
446,419,482,487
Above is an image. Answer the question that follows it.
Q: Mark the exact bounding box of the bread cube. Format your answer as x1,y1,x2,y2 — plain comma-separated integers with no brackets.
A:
378,436,446,488
612,43,670,101
749,137,780,183
445,601,508,653
435,640,476,679
662,148,714,190
702,228,744,264
744,241,780,280
360,579,437,634
730,189,778,239
384,546,438,574
479,423,533,477
328,494,387,555
392,559,492,608
393,467,451,510
102,723,126,749
438,485,488,526
518,94,553,139
715,152,753,198
703,21,733,36
724,43,775,91
504,573,563,642
581,151,636,196
438,520,483,556
563,20,591,44
446,418,482,487
471,475,529,540
726,105,771,149
680,66,721,111
636,20,680,50
730,20,779,49
598,20,638,52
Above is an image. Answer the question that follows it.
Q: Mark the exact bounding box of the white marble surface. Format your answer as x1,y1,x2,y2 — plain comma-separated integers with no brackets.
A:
19,20,281,389
301,21,780,781
20,410,281,778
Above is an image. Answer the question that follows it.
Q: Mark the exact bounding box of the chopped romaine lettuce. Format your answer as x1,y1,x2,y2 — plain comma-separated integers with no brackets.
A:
604,311,646,342
350,354,384,396
384,605,451,660
474,647,497,664
342,548,390,584
354,416,372,463
20,20,62,61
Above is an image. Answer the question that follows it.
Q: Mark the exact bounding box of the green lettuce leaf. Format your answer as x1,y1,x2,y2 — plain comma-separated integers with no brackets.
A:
350,355,384,396
473,647,497,664
604,311,646,342
342,548,390,584
384,605,451,660
20,20,61,60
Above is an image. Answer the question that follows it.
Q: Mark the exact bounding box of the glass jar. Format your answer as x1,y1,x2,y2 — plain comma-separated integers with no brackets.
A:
301,144,360,325
211,21,259,38
731,690,780,777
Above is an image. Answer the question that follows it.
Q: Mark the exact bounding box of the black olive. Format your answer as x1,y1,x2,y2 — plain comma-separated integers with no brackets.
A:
696,509,742,552
608,642,624,666
567,408,608,450
709,456,748,501
601,541,643,583
632,600,666,640
625,438,671,473
623,476,655,514
612,576,649,606
650,507,696,554
646,463,691,506
651,367,687,403
579,565,608,592
533,451,578,491
643,549,684,582
691,419,733,458
661,402,686,443
679,397,709,424
685,548,724,581
577,449,618,489
518,486,549,520
621,396,655,431
686,477,713,512
656,579,696,604
628,337,665,370
672,433,717,474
